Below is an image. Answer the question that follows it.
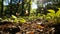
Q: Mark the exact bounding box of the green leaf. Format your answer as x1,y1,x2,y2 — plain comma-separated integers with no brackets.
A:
19,18,26,23
11,15,17,19
56,8,60,17
48,9,55,13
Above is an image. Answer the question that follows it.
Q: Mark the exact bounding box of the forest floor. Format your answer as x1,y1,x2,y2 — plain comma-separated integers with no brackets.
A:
0,19,60,34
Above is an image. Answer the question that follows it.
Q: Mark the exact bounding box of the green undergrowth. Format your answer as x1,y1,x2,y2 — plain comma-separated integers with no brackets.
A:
0,8,60,25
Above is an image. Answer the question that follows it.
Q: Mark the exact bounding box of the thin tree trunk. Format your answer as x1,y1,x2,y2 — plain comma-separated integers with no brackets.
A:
10,0,12,16
28,0,31,16
21,0,25,16
15,0,20,16
0,0,3,17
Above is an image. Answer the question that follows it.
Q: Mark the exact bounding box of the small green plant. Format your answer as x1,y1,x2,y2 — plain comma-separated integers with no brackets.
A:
11,15,17,20
47,8,60,24
56,8,60,17
47,9,55,19
10,15,26,25
47,8,60,18
19,18,26,23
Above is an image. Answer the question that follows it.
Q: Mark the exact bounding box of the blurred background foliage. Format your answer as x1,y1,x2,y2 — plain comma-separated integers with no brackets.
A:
0,0,60,24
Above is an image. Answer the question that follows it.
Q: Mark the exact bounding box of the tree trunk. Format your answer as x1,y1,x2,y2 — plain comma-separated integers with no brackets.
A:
0,0,3,17
10,0,12,16
15,1,20,16
28,0,31,16
21,0,25,16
